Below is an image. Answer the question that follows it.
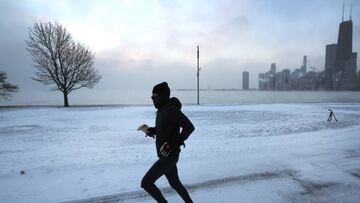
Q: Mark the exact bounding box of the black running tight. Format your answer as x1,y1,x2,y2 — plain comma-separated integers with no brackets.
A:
141,154,193,203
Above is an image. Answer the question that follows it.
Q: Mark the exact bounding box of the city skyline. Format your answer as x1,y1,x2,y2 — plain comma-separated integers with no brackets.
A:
259,7,359,91
1,0,360,105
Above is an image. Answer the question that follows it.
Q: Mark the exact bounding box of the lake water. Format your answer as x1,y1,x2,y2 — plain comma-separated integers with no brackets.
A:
173,90,360,105
83,90,360,106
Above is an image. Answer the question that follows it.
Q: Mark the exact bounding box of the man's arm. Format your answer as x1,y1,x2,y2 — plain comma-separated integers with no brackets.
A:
170,107,195,146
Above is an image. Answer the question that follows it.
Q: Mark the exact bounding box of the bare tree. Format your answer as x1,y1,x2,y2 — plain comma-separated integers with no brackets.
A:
0,71,19,99
26,22,101,107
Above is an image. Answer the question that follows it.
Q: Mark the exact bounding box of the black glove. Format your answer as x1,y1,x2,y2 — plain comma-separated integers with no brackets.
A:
160,142,173,157
160,140,186,157
146,127,156,138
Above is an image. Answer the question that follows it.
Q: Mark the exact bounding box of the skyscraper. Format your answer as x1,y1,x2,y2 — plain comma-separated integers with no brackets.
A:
325,44,337,88
333,10,358,90
335,20,353,74
242,71,249,90
282,69,291,90
270,63,276,75
325,44,337,70
300,55,307,74
270,63,276,90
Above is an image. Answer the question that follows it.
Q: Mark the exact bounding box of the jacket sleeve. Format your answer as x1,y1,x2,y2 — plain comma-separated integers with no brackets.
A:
170,107,195,146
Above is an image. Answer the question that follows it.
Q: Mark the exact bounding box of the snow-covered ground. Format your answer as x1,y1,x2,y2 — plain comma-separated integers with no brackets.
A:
1,103,360,203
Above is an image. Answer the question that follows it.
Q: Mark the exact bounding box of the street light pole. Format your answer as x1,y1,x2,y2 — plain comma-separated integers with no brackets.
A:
197,45,200,105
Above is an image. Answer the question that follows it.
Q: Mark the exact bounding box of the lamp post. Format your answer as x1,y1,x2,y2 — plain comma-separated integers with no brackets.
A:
197,45,200,105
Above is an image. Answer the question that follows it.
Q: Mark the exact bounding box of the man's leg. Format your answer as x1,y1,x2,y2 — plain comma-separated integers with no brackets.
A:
165,165,193,203
141,158,178,203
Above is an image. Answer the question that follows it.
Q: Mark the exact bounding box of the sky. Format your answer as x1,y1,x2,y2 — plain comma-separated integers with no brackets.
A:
0,0,359,105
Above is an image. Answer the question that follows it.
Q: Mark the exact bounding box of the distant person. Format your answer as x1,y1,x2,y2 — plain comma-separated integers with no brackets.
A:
141,82,195,203
327,109,338,122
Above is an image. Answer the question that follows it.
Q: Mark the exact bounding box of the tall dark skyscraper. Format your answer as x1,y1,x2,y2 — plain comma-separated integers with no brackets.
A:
335,20,353,74
242,71,249,90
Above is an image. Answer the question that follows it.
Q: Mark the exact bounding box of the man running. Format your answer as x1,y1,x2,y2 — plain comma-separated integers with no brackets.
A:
327,109,338,122
141,82,194,203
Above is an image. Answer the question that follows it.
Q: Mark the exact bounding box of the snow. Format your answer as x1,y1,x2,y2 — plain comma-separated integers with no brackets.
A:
0,103,360,203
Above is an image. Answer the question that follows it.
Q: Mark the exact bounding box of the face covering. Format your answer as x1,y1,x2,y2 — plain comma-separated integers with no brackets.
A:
152,94,169,109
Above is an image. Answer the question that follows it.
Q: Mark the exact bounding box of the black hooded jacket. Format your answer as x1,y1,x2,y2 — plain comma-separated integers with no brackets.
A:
154,99,194,158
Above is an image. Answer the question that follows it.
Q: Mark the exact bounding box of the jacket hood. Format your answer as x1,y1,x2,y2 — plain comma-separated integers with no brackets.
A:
170,97,182,110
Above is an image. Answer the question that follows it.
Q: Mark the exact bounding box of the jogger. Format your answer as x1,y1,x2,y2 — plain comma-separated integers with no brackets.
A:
327,109,338,122
141,82,194,203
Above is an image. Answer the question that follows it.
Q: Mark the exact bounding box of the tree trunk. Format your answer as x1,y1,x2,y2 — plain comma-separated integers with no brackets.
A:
63,91,69,107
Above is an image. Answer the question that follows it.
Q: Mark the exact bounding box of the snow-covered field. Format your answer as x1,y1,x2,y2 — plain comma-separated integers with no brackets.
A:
1,103,360,203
